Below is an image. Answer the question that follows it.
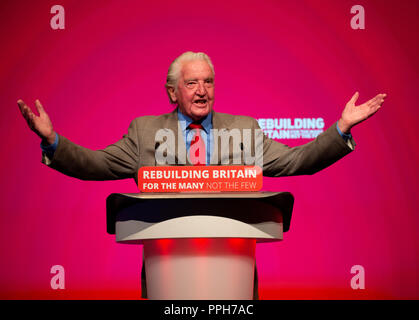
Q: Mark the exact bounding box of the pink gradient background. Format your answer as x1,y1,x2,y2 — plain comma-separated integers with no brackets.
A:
0,0,418,299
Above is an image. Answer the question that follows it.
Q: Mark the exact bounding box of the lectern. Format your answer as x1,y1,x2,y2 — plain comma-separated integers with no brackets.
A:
106,192,294,300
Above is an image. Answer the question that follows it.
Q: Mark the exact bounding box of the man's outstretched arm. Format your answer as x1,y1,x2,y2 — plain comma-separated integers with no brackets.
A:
17,99,139,181
262,92,387,177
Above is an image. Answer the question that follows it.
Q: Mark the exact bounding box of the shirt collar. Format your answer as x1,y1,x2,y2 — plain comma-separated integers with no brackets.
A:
177,108,212,134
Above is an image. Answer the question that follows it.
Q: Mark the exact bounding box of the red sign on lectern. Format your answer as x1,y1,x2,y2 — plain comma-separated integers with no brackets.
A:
138,166,262,193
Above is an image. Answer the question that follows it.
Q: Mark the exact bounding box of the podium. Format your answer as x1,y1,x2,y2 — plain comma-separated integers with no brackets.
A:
106,192,294,300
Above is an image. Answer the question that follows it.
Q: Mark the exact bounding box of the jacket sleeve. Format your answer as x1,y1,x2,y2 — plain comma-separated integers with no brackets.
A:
260,120,356,177
41,119,140,181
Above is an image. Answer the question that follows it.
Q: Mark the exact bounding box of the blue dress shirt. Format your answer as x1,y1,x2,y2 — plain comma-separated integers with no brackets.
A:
177,109,213,165
40,132,59,159
335,122,352,142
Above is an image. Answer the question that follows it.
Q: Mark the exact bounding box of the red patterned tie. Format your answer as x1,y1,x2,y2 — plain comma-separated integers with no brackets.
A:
188,123,206,166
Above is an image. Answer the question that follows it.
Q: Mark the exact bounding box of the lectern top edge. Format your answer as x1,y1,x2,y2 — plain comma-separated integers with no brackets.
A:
106,191,294,235
113,191,283,199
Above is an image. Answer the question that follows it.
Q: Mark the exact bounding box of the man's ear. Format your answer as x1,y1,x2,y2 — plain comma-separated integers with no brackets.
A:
167,86,177,103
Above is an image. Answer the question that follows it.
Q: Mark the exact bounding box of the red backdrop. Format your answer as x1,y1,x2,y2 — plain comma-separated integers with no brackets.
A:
0,0,417,299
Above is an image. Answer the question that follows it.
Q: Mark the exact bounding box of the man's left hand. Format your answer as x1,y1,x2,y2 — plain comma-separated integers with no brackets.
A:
338,92,387,134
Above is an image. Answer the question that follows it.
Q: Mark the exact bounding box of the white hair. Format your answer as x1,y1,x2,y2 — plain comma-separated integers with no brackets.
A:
165,51,215,104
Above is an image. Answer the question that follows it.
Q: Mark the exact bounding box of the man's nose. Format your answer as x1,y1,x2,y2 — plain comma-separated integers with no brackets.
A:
196,81,207,96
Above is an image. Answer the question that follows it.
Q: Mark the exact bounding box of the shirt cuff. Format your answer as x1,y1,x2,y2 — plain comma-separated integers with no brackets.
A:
40,133,59,155
336,122,352,142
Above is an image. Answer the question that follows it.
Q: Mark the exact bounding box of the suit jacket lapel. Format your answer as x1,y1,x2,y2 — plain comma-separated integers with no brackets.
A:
212,111,234,165
164,108,189,165
212,111,231,131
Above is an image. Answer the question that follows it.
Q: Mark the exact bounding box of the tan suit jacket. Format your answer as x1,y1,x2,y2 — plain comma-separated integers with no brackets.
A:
42,108,355,299
43,108,355,182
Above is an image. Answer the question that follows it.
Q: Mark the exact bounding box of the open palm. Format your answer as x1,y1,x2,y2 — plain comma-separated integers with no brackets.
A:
339,92,387,133
17,99,56,144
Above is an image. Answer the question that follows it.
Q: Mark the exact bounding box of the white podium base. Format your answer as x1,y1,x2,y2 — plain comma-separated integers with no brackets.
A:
143,238,256,300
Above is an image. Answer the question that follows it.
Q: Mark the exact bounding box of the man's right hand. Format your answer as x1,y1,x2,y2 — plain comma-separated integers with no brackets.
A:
17,99,56,145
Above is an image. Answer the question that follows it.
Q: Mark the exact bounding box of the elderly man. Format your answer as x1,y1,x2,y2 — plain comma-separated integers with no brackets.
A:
17,51,386,299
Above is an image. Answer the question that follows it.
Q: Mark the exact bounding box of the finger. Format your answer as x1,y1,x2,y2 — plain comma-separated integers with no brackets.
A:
17,99,28,115
20,105,32,122
365,95,380,107
374,94,387,106
350,91,359,104
24,104,36,120
35,99,46,115
370,103,382,116
17,100,36,123
373,96,385,111
373,93,387,102
17,99,32,116
371,95,380,105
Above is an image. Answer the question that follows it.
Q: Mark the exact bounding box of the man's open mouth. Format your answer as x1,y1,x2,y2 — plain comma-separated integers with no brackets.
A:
193,99,207,106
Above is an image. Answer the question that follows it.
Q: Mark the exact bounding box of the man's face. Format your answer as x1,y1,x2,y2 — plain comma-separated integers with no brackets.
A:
170,59,215,121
